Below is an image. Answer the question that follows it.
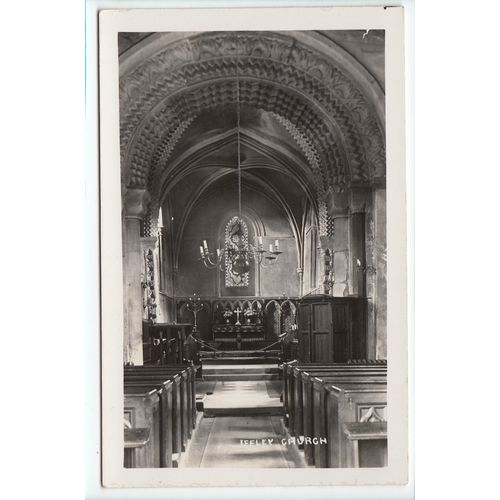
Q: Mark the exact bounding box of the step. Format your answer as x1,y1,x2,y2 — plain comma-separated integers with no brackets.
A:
202,373,281,381
200,351,280,359
202,380,284,417
202,364,280,374
203,405,284,417
202,356,280,365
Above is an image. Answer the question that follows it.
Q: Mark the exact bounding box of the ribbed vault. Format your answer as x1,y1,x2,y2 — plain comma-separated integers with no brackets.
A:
119,30,386,240
120,31,385,192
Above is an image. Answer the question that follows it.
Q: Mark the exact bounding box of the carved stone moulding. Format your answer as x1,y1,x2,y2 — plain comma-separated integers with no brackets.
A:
119,31,386,191
125,77,352,194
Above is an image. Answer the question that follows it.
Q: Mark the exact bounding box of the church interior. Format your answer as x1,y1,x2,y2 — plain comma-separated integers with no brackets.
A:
119,30,388,469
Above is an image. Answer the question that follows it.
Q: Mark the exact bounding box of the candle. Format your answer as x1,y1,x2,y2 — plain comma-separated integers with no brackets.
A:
216,249,220,257
269,244,273,252
275,239,279,250
158,207,164,228
258,236,263,245
203,240,208,250
199,246,204,257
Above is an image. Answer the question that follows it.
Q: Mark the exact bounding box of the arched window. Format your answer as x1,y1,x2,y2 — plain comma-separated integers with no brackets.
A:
224,216,250,287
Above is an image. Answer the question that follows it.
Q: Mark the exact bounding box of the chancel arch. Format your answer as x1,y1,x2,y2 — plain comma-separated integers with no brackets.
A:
119,29,387,366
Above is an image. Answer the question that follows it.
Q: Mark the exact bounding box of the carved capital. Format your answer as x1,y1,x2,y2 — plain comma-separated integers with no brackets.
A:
327,190,349,216
123,188,150,219
349,187,372,213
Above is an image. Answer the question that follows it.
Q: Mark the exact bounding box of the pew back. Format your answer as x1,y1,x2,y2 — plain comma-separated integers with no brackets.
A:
123,387,161,468
124,373,186,452
326,382,387,468
124,380,174,466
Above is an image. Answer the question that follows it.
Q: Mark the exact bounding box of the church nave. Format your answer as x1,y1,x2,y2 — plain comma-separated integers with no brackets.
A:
180,379,305,468
119,28,389,472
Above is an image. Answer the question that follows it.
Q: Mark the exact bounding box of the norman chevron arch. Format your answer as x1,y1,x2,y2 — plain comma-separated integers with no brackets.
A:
119,30,386,198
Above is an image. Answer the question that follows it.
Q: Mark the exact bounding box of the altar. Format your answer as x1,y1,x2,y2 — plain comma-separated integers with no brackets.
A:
212,324,265,350
175,297,299,351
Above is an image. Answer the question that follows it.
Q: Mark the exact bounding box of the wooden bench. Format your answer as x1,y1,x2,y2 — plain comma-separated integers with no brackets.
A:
123,387,161,468
124,379,174,467
312,376,387,467
348,359,387,365
124,372,185,454
299,369,386,465
325,382,387,468
124,427,151,468
343,421,387,468
283,363,386,438
125,366,193,431
282,361,386,430
293,366,386,438
125,364,197,429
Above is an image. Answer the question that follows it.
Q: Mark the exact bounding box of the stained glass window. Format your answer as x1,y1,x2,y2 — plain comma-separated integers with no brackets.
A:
224,216,250,287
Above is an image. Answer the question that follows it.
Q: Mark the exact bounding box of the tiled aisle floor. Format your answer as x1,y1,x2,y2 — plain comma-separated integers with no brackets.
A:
203,381,283,414
182,380,305,468
182,415,299,468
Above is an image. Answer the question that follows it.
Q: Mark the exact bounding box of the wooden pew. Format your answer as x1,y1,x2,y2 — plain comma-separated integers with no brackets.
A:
325,382,387,468
310,375,386,467
342,421,387,468
284,363,386,437
124,428,151,468
282,361,385,431
125,365,196,434
348,359,387,365
123,387,161,468
124,379,174,467
124,371,185,454
294,366,386,437
299,369,386,465
125,364,197,429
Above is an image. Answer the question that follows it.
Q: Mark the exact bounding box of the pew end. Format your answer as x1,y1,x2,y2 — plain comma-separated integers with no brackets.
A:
124,427,151,468
343,421,387,468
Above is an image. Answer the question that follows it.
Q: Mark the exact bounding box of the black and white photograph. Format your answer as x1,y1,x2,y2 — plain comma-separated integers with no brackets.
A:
99,6,407,488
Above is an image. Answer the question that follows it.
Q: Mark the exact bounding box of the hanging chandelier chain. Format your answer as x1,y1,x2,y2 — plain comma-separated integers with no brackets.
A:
236,33,242,220
198,32,282,274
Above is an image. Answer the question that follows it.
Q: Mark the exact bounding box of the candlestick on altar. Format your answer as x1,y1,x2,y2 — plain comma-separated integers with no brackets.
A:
186,293,205,338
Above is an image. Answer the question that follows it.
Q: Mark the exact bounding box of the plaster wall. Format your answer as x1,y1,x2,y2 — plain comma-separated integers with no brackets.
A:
174,187,300,298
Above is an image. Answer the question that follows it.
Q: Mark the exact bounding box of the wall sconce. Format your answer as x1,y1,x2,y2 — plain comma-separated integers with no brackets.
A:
356,258,377,275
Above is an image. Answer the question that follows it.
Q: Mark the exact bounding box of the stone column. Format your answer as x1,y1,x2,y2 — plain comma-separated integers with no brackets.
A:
123,188,150,366
297,267,304,296
349,188,371,297
327,191,350,297
141,236,160,321
373,187,387,359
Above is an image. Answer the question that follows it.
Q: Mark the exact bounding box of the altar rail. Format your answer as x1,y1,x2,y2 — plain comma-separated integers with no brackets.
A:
175,297,299,342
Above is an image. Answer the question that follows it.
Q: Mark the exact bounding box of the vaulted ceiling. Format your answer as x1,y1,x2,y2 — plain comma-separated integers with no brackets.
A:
119,30,386,237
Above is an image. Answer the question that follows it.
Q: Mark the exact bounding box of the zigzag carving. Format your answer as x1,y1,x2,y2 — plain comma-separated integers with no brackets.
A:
127,78,349,194
122,59,365,184
142,117,196,234
120,32,385,189
269,113,336,237
270,112,325,193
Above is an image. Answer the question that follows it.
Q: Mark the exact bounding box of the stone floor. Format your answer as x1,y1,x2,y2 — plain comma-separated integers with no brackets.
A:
203,380,284,416
182,379,305,468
